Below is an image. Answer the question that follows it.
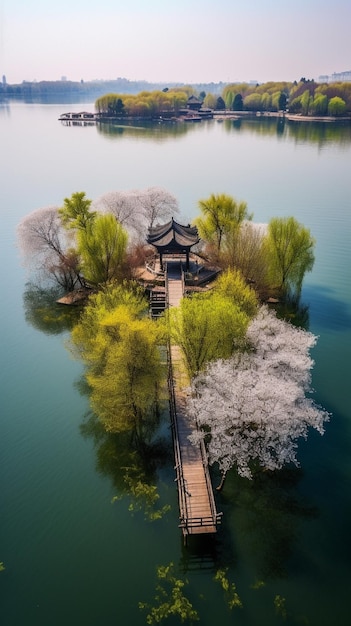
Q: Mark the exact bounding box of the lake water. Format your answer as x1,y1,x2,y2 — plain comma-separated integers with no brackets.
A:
0,102,350,626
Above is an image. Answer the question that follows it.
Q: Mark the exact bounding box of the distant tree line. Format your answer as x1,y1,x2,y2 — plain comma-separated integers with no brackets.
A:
94,80,351,119
221,79,351,116
95,87,194,118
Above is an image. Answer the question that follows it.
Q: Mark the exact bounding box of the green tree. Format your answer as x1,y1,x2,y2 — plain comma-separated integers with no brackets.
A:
59,191,96,231
232,93,243,111
278,91,287,111
300,90,312,115
264,217,315,298
88,313,163,442
221,222,270,297
71,283,164,443
169,292,250,377
194,193,252,257
244,93,262,111
311,93,328,115
77,214,128,285
213,268,259,318
216,96,226,110
328,96,347,116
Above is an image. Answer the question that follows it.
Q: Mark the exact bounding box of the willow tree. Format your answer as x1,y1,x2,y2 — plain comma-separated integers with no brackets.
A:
221,222,270,295
169,291,251,378
264,217,315,298
70,283,164,444
194,193,252,259
59,191,96,231
77,214,128,285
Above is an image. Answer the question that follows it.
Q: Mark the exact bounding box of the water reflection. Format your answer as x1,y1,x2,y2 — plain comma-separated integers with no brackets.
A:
23,282,81,334
79,409,172,521
96,119,191,142
220,468,318,579
222,116,351,146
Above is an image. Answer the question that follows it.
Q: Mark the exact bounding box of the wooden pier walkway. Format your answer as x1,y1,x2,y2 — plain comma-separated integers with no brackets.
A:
165,260,221,540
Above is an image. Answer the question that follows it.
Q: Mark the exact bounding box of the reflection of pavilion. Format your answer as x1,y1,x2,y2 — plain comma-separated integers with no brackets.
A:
147,218,199,271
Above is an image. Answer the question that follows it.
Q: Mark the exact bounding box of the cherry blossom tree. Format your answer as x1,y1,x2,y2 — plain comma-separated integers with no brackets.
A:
187,306,330,484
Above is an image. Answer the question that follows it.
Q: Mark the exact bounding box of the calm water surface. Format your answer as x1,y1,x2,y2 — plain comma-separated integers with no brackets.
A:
0,102,350,625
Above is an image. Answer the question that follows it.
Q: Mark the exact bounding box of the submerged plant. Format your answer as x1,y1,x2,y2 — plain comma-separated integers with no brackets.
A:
214,568,243,610
112,464,171,521
274,594,287,620
139,562,199,624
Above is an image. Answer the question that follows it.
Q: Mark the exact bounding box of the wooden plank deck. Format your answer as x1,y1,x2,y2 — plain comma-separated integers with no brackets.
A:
166,261,221,539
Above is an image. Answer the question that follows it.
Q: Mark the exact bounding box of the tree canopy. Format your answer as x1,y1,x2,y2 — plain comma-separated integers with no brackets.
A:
264,217,315,298
70,282,165,443
169,271,257,378
194,193,252,258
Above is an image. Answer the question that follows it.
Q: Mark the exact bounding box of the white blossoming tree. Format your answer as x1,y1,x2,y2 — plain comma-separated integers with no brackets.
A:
187,306,330,485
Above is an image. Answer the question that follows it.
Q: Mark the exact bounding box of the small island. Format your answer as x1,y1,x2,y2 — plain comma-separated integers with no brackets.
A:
17,189,330,540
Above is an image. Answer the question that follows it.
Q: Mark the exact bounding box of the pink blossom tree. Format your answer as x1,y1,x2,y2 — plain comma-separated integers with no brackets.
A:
187,306,330,485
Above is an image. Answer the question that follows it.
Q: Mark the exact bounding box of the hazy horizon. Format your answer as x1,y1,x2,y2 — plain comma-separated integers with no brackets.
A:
1,0,350,86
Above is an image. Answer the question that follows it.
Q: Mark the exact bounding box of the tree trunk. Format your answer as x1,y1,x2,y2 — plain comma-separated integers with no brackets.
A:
216,472,227,491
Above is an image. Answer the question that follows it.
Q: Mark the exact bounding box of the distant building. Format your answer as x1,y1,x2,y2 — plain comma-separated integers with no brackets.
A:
318,70,351,83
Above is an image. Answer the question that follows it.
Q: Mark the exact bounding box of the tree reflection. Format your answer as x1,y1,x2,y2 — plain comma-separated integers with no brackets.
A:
96,120,191,142
222,116,351,146
222,467,318,579
79,409,172,521
23,281,82,335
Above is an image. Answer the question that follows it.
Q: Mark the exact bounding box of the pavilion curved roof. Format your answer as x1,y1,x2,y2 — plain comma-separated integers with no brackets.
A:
147,218,199,250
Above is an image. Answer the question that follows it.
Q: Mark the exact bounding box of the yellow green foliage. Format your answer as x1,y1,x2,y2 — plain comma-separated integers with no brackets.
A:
70,282,164,437
213,268,259,318
169,290,250,377
214,568,243,610
139,562,199,624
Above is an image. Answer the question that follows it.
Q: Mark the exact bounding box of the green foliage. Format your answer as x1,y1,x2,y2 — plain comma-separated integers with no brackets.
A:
23,283,82,335
169,291,250,377
112,460,171,521
264,217,315,297
0,562,5,572
328,96,347,116
220,222,270,297
213,268,259,318
214,568,243,610
194,193,252,255
95,88,189,118
70,282,164,440
311,93,328,115
221,80,351,115
87,314,164,436
216,96,226,110
139,562,199,624
59,191,96,231
274,595,287,620
77,213,128,285
233,93,243,111
244,92,262,111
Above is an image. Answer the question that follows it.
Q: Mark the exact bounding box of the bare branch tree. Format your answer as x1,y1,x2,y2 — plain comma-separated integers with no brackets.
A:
17,206,82,290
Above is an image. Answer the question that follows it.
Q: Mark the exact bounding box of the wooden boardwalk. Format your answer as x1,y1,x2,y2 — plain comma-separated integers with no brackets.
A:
166,260,221,540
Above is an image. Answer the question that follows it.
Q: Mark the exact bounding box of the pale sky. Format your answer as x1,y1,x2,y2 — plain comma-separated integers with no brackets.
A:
1,0,350,85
